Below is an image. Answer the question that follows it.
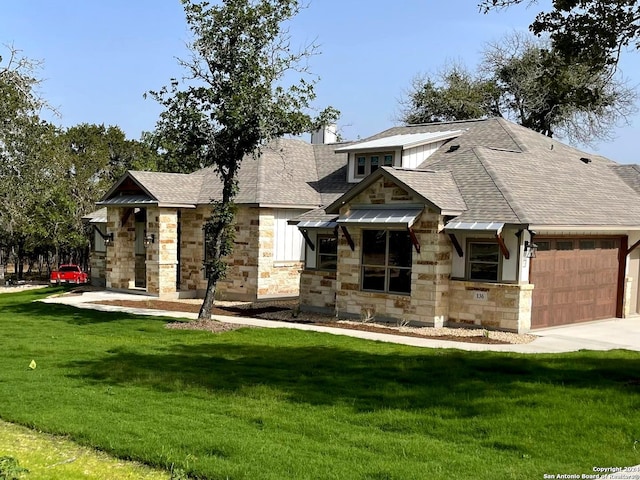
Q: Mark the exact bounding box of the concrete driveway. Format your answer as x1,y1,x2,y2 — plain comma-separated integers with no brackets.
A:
530,316,640,353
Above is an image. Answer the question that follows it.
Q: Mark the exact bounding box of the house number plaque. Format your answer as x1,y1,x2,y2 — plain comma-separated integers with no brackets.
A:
474,291,488,301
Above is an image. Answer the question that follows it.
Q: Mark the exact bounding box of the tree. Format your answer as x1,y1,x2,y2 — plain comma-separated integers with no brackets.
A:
0,45,53,278
150,0,322,320
400,34,636,144
479,0,640,68
400,63,501,124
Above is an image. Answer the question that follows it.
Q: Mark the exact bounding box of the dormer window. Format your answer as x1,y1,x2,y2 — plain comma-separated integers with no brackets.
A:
354,152,394,178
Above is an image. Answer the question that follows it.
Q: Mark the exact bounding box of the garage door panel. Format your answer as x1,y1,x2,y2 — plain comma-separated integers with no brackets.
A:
531,237,620,328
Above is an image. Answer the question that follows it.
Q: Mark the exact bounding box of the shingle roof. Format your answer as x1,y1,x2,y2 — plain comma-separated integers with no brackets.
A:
355,117,640,227
128,171,204,205
102,138,351,209
381,168,467,214
325,167,466,216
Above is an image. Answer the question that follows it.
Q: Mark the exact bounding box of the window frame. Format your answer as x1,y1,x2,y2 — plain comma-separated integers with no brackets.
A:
353,152,395,178
466,240,502,283
360,228,412,295
316,233,338,271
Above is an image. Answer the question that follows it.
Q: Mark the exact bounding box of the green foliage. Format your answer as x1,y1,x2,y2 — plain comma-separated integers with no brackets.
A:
401,34,636,144
401,63,501,124
1,290,640,478
0,456,28,480
0,45,162,271
150,0,323,318
479,0,640,68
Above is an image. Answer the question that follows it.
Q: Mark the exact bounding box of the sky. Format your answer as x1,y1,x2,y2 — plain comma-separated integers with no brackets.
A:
1,0,639,163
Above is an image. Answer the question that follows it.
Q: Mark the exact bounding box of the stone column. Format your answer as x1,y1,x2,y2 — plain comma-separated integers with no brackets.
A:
105,207,136,289
146,207,178,298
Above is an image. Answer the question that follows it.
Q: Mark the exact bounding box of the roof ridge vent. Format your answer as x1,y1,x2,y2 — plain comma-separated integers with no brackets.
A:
447,145,460,153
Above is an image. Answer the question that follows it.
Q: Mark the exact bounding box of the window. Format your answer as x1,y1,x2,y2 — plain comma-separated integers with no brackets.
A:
556,240,573,251
361,229,412,294
370,156,379,173
94,225,106,253
467,242,500,282
579,239,596,250
317,235,338,270
536,241,550,252
354,153,394,177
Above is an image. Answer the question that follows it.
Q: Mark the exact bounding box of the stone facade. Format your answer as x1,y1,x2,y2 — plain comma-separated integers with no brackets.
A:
298,176,535,333
333,177,452,326
448,281,534,332
256,209,304,298
103,205,303,301
300,269,337,311
105,207,136,290
89,251,106,287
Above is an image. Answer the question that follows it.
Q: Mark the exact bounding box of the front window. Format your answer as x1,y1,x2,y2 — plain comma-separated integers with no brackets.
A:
467,241,500,282
317,235,338,270
362,229,412,294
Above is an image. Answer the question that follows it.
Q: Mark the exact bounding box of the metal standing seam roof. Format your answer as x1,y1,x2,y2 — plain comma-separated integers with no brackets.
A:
298,220,339,228
334,131,463,152
97,195,158,206
444,221,506,233
338,207,424,227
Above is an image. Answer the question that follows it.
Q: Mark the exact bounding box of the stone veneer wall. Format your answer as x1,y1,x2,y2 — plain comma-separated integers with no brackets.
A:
448,281,534,333
90,251,106,287
105,207,136,290
145,207,178,297
300,269,336,311
256,209,303,298
334,177,452,326
177,206,261,301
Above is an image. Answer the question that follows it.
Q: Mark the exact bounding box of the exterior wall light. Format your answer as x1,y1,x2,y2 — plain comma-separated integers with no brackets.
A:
143,233,155,248
524,240,538,258
104,233,114,247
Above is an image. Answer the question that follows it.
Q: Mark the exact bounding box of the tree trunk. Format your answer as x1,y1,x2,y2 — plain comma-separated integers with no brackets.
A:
198,275,218,320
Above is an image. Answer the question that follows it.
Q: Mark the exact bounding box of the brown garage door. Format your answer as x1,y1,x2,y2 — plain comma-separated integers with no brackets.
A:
530,237,621,329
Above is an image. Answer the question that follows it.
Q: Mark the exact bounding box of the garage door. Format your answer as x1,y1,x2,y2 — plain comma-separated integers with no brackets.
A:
530,237,621,329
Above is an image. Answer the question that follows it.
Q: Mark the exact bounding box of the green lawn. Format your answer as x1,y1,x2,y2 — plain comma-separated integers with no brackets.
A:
0,288,639,479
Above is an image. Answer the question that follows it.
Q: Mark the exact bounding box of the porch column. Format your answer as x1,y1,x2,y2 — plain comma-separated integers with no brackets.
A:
146,207,178,298
105,207,136,289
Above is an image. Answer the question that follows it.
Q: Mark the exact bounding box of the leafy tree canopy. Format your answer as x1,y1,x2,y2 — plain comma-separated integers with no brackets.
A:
400,34,637,144
479,0,640,67
150,0,329,319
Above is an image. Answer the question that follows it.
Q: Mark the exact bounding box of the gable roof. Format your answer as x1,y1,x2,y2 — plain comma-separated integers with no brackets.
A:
326,166,466,216
100,138,352,209
340,118,640,228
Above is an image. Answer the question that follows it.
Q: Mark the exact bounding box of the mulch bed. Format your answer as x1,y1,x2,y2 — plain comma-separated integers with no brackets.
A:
92,298,510,344
313,322,509,344
93,299,287,316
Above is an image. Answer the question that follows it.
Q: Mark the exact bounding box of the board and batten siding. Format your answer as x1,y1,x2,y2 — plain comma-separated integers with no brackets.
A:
273,209,307,262
402,141,447,170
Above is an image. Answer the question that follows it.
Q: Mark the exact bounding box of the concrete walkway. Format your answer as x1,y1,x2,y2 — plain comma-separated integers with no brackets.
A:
40,290,640,354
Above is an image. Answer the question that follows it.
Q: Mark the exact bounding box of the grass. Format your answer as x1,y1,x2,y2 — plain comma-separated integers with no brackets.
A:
1,288,640,479
0,419,168,479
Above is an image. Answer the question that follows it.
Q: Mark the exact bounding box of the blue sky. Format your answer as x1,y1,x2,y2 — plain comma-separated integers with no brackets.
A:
2,0,639,163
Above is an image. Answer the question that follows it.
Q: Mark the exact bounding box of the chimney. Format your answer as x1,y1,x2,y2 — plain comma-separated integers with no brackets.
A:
311,124,338,144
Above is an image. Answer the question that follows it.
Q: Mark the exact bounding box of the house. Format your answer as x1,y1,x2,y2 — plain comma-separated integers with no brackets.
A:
86,129,352,301
292,118,640,333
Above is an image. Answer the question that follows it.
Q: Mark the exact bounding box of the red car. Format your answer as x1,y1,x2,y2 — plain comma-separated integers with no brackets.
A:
50,265,89,284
